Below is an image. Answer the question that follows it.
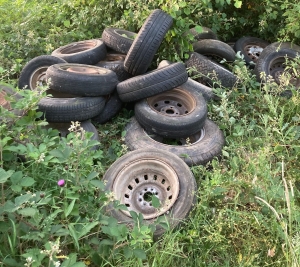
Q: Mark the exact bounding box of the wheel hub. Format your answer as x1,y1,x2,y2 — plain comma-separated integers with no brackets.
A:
63,65,107,75
60,40,97,54
269,61,285,84
244,44,263,62
147,88,196,117
112,159,180,219
30,66,48,89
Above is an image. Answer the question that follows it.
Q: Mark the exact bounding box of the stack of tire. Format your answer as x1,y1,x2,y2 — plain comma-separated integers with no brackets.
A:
14,9,227,238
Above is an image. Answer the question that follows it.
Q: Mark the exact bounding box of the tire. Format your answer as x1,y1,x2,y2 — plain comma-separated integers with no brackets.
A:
193,39,236,62
51,39,106,65
46,63,118,96
101,28,136,54
233,36,270,65
117,62,188,102
254,42,300,82
134,86,207,138
188,26,218,41
103,148,197,239
124,9,173,76
45,120,100,150
157,60,213,101
186,52,237,88
125,117,224,166
254,48,299,85
18,55,67,90
92,91,123,124
95,52,132,82
38,96,106,122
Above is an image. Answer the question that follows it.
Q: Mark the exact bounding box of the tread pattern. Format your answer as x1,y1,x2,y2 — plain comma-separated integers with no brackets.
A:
117,62,188,102
46,63,119,96
124,117,225,166
38,97,105,122
186,52,237,88
102,28,136,54
124,9,173,76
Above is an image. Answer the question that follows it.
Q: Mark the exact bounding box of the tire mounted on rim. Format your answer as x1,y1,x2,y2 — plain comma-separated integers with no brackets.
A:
103,148,197,239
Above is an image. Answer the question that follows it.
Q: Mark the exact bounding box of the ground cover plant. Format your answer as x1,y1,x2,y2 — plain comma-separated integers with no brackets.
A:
0,0,300,266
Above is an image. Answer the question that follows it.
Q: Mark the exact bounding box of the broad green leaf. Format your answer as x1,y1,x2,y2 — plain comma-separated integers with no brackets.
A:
194,25,203,33
11,185,22,193
151,195,160,208
78,221,99,238
87,171,99,180
0,168,14,183
15,194,32,206
234,0,242,8
17,207,36,217
20,176,35,187
90,179,104,189
133,248,147,260
68,225,79,251
64,20,70,28
64,199,76,217
10,171,23,184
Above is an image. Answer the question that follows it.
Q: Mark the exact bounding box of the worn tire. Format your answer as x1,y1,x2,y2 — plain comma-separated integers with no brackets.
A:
95,53,132,82
117,62,188,102
101,28,136,54
46,63,118,96
157,60,213,101
188,26,218,41
125,117,224,166
134,85,207,138
51,39,106,65
124,9,173,75
254,48,299,85
233,36,270,65
103,148,197,239
193,39,236,62
254,42,300,82
92,91,123,124
38,96,106,122
18,55,67,90
186,52,237,88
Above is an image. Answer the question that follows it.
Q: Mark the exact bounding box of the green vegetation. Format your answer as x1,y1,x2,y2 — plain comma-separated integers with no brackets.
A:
0,0,300,266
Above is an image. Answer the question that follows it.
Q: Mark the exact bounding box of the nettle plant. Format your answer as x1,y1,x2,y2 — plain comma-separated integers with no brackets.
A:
0,84,163,266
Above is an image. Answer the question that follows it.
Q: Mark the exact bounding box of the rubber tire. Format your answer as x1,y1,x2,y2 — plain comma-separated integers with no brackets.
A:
95,52,132,82
254,48,299,84
45,120,100,150
18,55,67,90
117,62,188,102
103,148,197,239
124,9,173,76
193,39,236,62
101,28,136,54
92,91,123,124
51,39,106,65
254,42,300,82
38,96,106,123
46,63,118,96
134,85,207,138
186,52,237,89
125,117,224,166
188,26,218,41
233,36,270,65
157,60,213,101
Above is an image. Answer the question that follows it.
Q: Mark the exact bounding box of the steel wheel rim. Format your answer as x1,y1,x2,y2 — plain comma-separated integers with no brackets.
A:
29,66,48,89
147,88,196,117
269,58,288,84
60,40,97,54
244,44,264,62
112,158,180,219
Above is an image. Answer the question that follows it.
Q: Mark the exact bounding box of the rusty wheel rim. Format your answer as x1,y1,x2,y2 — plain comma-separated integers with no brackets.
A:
29,66,48,89
112,158,180,219
147,88,196,117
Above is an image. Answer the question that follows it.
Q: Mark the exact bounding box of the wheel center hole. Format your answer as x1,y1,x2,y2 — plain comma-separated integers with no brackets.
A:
166,109,174,114
143,192,154,202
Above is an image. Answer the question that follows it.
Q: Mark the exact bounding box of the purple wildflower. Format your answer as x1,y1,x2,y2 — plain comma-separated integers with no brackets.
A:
57,179,65,187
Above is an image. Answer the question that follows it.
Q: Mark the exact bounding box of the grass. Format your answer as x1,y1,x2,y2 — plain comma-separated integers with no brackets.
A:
1,0,300,266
